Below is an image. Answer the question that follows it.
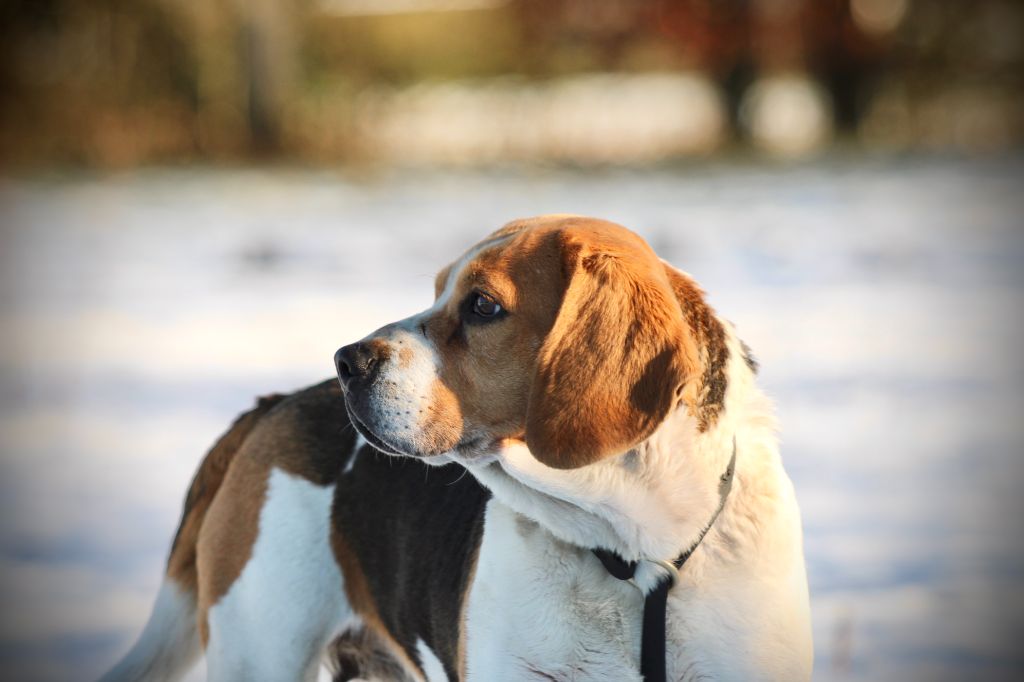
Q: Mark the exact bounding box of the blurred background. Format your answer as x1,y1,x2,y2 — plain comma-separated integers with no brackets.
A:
1,0,1022,680
2,0,1023,165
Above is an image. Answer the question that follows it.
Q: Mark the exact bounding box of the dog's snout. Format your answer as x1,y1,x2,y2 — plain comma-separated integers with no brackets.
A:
335,342,380,389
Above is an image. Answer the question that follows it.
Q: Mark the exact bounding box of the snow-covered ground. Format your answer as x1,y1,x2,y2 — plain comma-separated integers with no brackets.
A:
1,157,1022,681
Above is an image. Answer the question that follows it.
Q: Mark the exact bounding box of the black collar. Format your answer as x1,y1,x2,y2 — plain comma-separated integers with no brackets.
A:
591,439,737,682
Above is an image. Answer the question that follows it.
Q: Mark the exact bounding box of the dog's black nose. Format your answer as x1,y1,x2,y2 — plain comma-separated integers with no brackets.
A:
335,342,379,388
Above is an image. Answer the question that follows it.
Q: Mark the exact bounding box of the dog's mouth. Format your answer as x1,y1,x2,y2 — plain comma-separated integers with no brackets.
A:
342,400,407,457
342,393,499,463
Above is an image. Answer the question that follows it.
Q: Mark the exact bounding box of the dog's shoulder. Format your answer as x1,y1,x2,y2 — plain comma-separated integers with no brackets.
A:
233,378,357,486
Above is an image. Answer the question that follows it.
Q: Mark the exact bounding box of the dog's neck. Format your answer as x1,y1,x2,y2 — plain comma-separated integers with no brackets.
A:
465,331,767,576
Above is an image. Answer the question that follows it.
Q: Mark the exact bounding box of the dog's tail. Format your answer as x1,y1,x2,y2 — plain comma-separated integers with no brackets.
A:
98,394,285,682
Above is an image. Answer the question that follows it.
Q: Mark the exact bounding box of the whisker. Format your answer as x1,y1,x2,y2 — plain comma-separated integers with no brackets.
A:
447,466,470,486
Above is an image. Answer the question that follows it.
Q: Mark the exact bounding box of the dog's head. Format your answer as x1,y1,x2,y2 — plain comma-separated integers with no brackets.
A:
336,215,724,469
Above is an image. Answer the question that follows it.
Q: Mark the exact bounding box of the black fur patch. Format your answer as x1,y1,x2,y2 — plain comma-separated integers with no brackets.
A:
740,339,759,374
333,444,488,681
674,285,729,431
664,270,731,432
697,320,730,431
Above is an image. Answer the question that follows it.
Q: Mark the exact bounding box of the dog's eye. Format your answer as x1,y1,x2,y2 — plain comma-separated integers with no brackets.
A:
472,293,501,318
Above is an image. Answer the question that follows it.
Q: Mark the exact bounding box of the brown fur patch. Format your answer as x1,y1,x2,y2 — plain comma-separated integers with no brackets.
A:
417,378,464,453
194,445,272,645
365,338,392,364
421,225,568,455
485,214,582,241
166,394,284,597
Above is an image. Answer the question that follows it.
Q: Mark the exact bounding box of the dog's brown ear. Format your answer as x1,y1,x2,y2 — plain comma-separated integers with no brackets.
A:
525,225,698,469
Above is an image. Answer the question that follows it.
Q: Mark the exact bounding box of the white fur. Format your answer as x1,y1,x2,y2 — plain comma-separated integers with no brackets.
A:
99,580,201,682
416,638,447,682
205,468,351,681
343,434,367,474
355,318,440,453
465,501,645,681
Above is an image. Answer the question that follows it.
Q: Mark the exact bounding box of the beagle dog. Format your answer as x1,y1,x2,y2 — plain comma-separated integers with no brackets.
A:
100,215,812,682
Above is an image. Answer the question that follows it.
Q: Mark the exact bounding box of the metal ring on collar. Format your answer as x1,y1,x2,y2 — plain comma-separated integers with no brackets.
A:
649,559,679,588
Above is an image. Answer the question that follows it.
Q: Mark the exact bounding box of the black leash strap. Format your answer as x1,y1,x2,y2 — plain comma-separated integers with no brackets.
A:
592,439,737,682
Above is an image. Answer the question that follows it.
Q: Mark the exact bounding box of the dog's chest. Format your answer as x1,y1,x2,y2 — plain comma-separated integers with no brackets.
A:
464,501,645,682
